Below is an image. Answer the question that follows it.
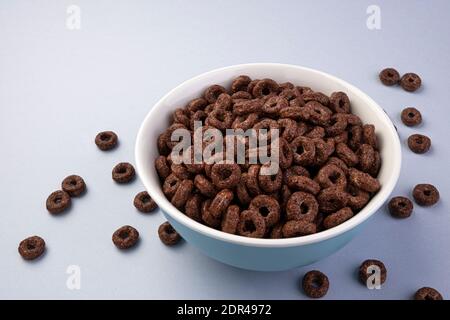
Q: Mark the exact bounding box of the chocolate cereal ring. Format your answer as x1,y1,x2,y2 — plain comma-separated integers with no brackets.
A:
201,199,221,228
357,144,376,173
359,259,387,285
61,175,86,197
362,124,378,150
258,166,283,193
287,175,320,195
155,156,171,180
278,118,299,142
249,195,281,227
112,162,135,183
323,207,353,229
246,165,263,196
211,163,241,189
231,75,251,93
379,68,400,86
286,191,319,222
347,185,370,211
388,196,413,218
270,222,284,239
187,97,208,113
185,194,202,222
316,164,347,189
282,220,316,237
348,168,381,193
171,179,193,209
408,134,431,154
221,205,240,234
401,107,422,127
348,125,362,151
326,157,349,175
329,91,351,113
194,174,217,197
400,73,422,92
232,113,259,131
134,191,158,213
112,225,139,249
173,108,190,127
336,142,359,167
262,96,288,116
18,236,46,260
252,79,279,98
304,101,332,126
237,210,266,238
162,173,181,199
302,92,330,106
412,184,439,206
204,84,226,103
302,270,329,298
46,190,71,214
326,114,348,136
317,187,349,214
95,131,118,151
236,173,252,205
414,287,443,300
158,221,181,246
209,189,234,219
290,136,316,166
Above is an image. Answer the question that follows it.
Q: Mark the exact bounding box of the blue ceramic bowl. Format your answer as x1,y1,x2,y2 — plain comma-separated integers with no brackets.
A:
135,63,401,271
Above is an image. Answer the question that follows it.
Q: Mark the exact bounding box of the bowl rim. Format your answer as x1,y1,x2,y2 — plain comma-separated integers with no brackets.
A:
135,63,401,248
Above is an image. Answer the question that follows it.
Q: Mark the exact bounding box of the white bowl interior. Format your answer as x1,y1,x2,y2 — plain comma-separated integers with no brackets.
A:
135,63,401,247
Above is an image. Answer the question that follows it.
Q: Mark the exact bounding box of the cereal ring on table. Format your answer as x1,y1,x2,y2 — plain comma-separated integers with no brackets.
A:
133,191,158,213
157,132,171,156
336,142,359,167
221,205,240,234
162,173,181,199
287,175,320,195
171,163,191,180
270,222,284,239
304,101,332,126
236,174,252,205
252,79,280,98
209,189,234,219
379,68,400,86
249,195,281,227
412,184,439,206
279,106,306,120
262,96,288,117
158,221,181,246
407,134,431,154
316,164,347,189
317,186,350,214
171,179,193,209
359,259,387,285
348,168,381,193
46,190,71,214
112,225,139,249
388,196,413,218
277,138,294,169
347,185,370,211
258,166,283,193
400,73,421,92
348,125,362,151
283,166,310,185
302,92,330,107
95,131,118,151
194,174,216,197
246,165,263,196
290,136,316,166
401,107,422,127
201,199,221,228
277,118,299,142
190,110,208,130
61,175,86,197
313,138,335,166
286,191,319,222
231,91,253,101
332,130,348,144
185,194,202,222
326,156,349,175
187,97,208,113
305,126,325,139
215,93,232,112
18,236,45,260
323,207,353,229
362,124,378,150
205,109,233,130
282,220,316,237
233,99,263,115
232,113,259,131
155,155,171,180
204,84,227,103
112,162,136,183
357,144,376,173
237,210,266,238
210,163,241,189
231,75,252,93
302,270,329,299
173,108,190,127
329,91,351,113
414,287,443,300
326,114,348,136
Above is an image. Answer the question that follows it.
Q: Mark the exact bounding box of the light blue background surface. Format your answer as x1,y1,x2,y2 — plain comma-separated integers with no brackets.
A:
0,0,449,299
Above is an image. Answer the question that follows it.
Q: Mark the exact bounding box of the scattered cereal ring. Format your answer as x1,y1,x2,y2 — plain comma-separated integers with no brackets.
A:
408,134,431,154
158,222,181,246
46,190,71,214
359,259,387,285
401,107,422,127
95,131,118,151
112,225,139,249
400,73,421,92
388,196,413,218
414,287,443,300
61,175,86,197
412,184,439,206
379,68,400,86
18,236,45,260
134,191,158,213
302,270,329,298
112,162,135,183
